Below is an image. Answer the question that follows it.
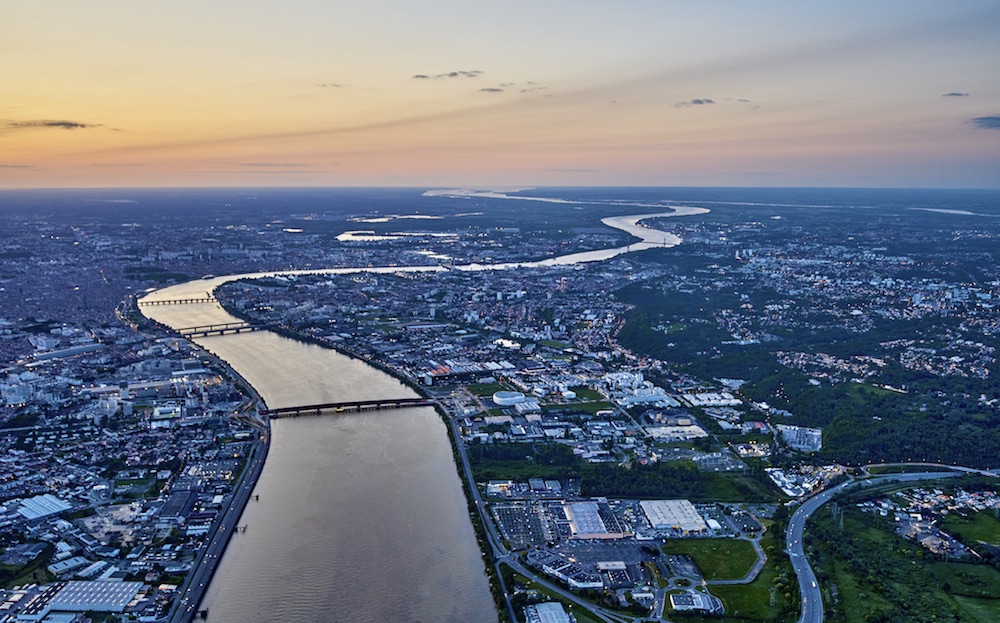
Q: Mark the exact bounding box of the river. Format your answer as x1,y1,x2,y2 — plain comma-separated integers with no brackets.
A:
139,205,707,622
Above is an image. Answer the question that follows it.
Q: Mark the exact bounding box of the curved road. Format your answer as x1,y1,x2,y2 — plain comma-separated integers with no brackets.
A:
788,465,997,623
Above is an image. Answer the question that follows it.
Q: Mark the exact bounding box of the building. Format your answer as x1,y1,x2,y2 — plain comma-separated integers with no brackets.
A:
17,494,72,521
670,592,715,612
493,391,525,406
563,500,628,539
639,500,708,533
524,602,572,623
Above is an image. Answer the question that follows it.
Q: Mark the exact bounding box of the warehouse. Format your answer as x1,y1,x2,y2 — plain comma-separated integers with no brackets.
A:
639,499,708,533
49,580,143,612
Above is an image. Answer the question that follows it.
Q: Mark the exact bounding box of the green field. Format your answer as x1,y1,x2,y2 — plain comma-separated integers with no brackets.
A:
703,473,782,503
940,511,1000,546
953,596,1000,623
927,562,1000,600
662,538,759,581
468,382,511,397
865,464,955,475
568,386,604,401
676,525,796,622
810,504,1000,623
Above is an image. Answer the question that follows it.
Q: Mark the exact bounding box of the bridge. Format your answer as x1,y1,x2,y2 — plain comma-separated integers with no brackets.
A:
264,397,433,418
177,322,267,338
138,296,217,306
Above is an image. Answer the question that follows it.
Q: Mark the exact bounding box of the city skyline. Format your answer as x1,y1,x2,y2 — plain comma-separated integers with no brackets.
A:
4,1,1000,189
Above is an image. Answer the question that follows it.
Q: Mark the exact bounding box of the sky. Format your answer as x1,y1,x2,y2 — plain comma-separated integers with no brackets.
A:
3,1,999,189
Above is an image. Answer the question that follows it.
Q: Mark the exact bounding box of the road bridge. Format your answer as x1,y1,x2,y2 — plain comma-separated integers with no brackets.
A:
138,296,217,306
263,397,432,418
177,322,266,338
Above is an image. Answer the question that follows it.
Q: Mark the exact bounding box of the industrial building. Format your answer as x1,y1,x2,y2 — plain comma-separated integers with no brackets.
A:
639,499,708,533
15,581,143,620
524,601,572,623
563,500,628,539
16,494,72,521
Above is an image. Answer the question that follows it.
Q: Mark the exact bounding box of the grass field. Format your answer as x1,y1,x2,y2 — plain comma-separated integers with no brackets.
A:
865,464,954,475
702,473,782,503
569,386,604,401
662,538,759,581
692,527,792,622
467,382,511,397
952,596,1000,623
940,511,1000,546
927,562,1000,599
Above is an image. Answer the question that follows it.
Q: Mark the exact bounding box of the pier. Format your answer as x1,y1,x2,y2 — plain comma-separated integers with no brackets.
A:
264,397,432,418
177,322,267,338
138,296,217,306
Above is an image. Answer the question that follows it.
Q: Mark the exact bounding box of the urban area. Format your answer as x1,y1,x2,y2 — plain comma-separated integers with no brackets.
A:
1,188,998,623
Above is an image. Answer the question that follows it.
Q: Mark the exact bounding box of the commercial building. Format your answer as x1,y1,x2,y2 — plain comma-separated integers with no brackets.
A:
16,494,72,521
524,602,572,623
640,499,708,533
563,500,628,539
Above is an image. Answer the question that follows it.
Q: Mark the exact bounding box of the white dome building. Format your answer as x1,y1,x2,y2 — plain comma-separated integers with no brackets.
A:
492,391,526,406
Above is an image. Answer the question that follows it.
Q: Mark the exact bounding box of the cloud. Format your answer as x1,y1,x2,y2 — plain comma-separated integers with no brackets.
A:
230,162,311,167
970,116,1000,129
942,92,969,97
544,168,599,173
674,98,715,108
0,164,35,168
413,70,484,79
8,120,101,130
317,83,345,88
479,88,504,93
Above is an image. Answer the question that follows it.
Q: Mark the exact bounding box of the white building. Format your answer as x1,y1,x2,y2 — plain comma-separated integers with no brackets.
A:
639,499,708,533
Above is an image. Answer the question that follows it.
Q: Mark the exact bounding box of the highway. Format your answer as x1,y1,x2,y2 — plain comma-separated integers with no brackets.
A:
788,467,993,623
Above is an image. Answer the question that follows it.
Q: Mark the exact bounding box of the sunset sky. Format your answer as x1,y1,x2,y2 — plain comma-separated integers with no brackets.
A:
3,1,999,188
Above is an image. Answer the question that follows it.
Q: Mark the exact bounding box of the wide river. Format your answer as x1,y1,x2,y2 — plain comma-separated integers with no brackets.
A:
139,206,708,622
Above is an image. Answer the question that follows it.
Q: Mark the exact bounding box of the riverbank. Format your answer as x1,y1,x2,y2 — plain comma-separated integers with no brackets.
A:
157,329,272,622
136,205,709,622
211,292,512,619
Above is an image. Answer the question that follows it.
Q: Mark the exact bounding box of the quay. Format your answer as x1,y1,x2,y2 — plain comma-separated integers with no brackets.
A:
263,397,432,418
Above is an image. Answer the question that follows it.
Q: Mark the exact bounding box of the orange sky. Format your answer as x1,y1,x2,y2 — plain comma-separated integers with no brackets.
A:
3,1,999,188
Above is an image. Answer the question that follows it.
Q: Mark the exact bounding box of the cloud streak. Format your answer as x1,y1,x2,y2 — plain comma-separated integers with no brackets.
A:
412,70,483,79
674,98,715,108
7,120,102,130
0,164,35,168
229,162,312,167
970,116,1000,129
942,92,969,97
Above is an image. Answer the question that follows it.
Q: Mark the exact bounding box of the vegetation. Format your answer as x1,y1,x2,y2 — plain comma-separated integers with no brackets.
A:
940,511,1000,548
0,544,56,589
807,503,1000,623
673,522,798,623
662,538,759,581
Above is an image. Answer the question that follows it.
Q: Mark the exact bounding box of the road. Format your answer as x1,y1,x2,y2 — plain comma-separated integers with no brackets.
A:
441,400,636,623
166,352,270,623
167,433,268,623
787,467,994,623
